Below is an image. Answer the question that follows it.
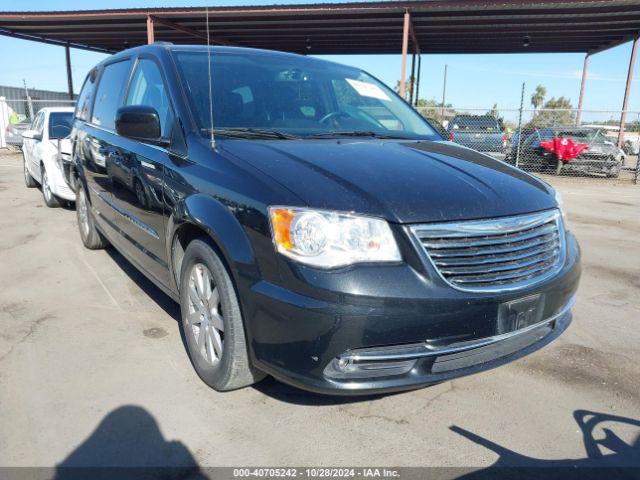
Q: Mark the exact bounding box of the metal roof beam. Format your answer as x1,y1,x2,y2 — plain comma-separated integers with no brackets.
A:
149,14,236,46
0,27,114,53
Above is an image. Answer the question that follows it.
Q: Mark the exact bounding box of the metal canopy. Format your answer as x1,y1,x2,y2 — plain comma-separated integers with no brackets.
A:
1,0,640,55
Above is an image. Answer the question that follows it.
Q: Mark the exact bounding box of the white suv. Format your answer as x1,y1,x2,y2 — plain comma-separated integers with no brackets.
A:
22,107,76,207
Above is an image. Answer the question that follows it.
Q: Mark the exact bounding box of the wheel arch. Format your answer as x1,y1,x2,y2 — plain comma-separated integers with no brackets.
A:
167,194,258,294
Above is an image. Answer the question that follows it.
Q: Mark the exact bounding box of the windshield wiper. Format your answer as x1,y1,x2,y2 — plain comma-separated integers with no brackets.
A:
306,131,408,139
205,127,298,140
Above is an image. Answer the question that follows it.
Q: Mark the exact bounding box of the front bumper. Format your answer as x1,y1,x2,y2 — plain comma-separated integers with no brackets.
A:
49,161,76,201
563,154,621,174
245,231,580,395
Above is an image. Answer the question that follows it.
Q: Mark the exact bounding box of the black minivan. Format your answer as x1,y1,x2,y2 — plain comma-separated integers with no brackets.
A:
70,44,580,395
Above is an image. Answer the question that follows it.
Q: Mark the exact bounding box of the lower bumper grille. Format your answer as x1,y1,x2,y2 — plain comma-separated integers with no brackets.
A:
409,209,565,292
324,295,574,380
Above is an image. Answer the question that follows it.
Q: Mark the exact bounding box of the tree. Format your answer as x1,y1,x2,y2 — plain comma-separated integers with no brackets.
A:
531,85,547,112
414,97,455,124
526,96,575,128
394,76,415,101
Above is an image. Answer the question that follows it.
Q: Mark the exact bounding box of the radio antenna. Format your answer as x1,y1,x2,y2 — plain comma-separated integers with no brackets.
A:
206,7,216,149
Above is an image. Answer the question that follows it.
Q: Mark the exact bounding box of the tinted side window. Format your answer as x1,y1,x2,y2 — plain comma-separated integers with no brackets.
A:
125,59,172,136
92,60,131,130
75,68,98,121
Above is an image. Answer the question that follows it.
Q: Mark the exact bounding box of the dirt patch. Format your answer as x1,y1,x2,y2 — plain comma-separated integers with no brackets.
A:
585,263,640,291
0,232,39,252
516,343,639,404
602,200,637,207
570,213,630,230
143,327,168,339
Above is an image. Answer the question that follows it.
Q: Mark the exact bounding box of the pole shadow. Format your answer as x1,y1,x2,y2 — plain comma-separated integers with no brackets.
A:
451,409,640,479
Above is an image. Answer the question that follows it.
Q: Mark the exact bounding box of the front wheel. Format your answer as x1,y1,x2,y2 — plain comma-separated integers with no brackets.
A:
24,156,37,188
41,166,61,208
179,238,265,391
555,159,563,175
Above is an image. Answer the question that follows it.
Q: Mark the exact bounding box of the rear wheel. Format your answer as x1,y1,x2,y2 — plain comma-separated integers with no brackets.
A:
23,156,37,188
41,166,61,208
76,182,108,250
179,238,264,391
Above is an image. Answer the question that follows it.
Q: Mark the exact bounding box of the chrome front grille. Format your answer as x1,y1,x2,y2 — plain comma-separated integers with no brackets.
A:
410,209,565,292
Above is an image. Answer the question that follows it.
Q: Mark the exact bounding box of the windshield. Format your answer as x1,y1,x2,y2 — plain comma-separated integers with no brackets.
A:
172,50,437,139
48,112,73,139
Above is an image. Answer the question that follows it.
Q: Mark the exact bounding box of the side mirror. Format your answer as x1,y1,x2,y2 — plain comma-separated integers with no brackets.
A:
115,105,166,145
22,129,42,141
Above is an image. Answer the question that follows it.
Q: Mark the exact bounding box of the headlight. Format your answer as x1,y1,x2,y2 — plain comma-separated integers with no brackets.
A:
268,207,401,268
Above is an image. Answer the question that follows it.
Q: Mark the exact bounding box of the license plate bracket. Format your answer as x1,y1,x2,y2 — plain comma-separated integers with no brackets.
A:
497,294,546,334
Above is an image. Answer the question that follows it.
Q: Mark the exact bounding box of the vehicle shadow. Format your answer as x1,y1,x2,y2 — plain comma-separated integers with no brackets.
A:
104,248,180,322
104,246,399,405
451,409,640,479
52,405,208,480
252,375,401,406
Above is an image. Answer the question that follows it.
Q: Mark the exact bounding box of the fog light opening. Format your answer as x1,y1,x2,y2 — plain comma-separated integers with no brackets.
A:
337,358,351,370
324,356,417,379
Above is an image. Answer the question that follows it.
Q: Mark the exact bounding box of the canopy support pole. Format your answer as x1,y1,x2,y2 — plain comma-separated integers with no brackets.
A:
618,36,639,147
414,54,422,106
576,53,589,126
65,43,74,100
399,10,410,100
146,15,155,44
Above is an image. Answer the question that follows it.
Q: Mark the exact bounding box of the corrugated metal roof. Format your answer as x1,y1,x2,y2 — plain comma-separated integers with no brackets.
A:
1,1,639,55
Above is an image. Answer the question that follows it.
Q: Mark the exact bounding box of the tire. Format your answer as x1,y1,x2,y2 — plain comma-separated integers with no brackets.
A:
41,165,61,208
179,238,265,391
23,156,37,188
606,157,621,178
76,181,109,250
555,160,563,175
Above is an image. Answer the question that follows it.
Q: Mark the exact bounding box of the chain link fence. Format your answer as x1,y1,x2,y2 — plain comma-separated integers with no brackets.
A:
2,94,639,184
417,106,640,184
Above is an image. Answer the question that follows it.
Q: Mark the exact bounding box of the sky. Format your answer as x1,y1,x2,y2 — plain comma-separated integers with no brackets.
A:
1,0,639,123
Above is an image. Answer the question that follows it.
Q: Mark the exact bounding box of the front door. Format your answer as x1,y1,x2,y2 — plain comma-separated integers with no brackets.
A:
108,57,173,287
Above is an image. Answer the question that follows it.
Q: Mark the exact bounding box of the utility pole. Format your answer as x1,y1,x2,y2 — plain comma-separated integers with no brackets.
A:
515,82,526,169
23,79,33,119
441,64,448,117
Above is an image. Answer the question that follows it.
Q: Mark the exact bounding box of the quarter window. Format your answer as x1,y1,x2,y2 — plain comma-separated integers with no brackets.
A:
126,59,172,136
75,68,98,122
31,112,44,134
91,60,131,130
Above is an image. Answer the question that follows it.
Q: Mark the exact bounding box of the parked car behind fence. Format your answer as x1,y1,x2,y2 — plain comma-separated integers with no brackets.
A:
508,127,624,178
447,114,507,158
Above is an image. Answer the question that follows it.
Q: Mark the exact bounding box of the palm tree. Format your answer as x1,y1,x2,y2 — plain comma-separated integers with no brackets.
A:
394,76,415,101
531,85,547,114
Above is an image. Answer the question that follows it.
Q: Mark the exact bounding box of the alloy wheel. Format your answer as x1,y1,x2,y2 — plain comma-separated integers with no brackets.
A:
43,170,52,202
186,263,225,366
77,188,90,238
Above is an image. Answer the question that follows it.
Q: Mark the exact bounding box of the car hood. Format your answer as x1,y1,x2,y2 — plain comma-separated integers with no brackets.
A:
221,139,556,223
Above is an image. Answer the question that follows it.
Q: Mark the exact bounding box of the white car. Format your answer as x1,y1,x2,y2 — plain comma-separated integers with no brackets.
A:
22,107,76,207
